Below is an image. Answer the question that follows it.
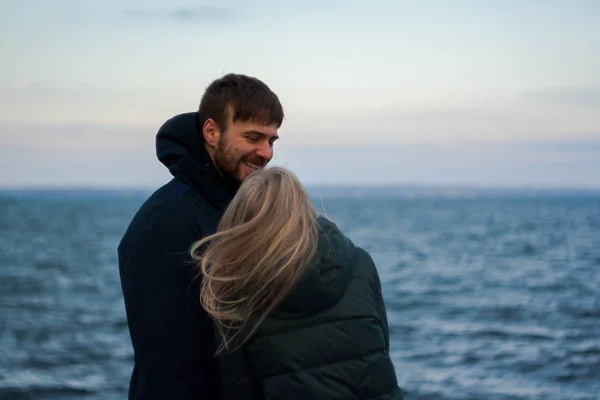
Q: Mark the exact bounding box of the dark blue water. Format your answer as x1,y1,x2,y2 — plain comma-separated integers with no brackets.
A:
1,188,599,400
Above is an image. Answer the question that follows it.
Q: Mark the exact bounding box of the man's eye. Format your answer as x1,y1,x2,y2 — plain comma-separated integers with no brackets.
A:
246,136,258,143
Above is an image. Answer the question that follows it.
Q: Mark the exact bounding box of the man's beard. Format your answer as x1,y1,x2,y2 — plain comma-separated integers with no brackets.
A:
213,137,267,183
213,141,240,182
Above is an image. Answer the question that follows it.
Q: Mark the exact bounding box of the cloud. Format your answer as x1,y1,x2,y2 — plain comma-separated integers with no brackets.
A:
521,137,600,153
272,140,600,189
523,85,600,107
0,122,156,151
0,144,170,189
282,103,600,145
2,129,600,188
124,6,234,23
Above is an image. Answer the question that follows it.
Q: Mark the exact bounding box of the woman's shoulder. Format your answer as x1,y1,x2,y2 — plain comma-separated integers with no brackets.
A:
315,215,380,281
350,245,380,281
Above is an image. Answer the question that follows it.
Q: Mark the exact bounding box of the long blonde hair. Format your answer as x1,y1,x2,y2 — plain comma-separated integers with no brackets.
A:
190,166,319,353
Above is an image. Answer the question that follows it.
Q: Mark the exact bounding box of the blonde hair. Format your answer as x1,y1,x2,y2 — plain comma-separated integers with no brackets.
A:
190,166,319,353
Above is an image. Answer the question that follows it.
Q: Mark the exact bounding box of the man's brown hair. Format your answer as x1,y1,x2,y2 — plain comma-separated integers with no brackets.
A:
198,73,284,132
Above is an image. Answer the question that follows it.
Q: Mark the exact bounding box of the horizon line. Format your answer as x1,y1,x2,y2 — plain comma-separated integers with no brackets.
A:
2,182,600,193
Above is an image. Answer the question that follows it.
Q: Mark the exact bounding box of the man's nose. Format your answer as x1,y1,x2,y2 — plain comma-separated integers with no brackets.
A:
255,141,273,161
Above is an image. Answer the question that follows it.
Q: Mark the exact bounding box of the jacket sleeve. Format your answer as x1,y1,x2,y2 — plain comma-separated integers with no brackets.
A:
359,248,391,352
356,247,390,352
118,210,220,399
373,264,391,352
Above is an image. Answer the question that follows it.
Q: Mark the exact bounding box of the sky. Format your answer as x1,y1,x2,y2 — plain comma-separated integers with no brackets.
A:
1,0,599,188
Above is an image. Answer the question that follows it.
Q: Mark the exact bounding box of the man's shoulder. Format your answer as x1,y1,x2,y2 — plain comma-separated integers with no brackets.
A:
119,179,207,246
133,179,193,223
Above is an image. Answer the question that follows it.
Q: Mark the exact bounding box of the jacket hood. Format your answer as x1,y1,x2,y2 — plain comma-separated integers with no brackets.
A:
274,216,357,318
155,112,239,212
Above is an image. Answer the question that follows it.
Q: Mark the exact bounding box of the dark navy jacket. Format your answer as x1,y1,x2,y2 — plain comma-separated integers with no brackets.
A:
118,112,239,399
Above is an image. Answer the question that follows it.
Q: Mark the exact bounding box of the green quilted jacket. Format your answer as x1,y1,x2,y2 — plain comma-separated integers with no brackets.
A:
215,216,404,400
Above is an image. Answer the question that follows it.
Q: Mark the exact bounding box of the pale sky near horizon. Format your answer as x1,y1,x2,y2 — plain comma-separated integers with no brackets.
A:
1,0,599,188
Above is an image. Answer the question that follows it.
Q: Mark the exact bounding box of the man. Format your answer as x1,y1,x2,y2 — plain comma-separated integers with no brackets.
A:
118,73,284,399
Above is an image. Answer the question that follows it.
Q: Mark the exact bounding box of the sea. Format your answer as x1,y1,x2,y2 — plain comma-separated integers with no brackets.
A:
1,186,599,400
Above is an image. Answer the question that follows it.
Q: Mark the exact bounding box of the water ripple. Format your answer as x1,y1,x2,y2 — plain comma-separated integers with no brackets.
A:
1,193,599,399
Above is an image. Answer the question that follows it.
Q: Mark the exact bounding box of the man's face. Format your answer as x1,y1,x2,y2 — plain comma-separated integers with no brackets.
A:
212,119,279,183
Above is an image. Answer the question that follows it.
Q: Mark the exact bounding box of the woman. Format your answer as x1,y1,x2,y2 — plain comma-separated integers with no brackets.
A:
191,167,403,400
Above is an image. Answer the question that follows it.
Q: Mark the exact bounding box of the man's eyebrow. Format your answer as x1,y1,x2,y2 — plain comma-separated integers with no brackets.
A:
243,130,279,140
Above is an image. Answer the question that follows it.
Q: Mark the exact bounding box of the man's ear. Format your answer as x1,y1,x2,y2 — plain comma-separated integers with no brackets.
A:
202,118,221,148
